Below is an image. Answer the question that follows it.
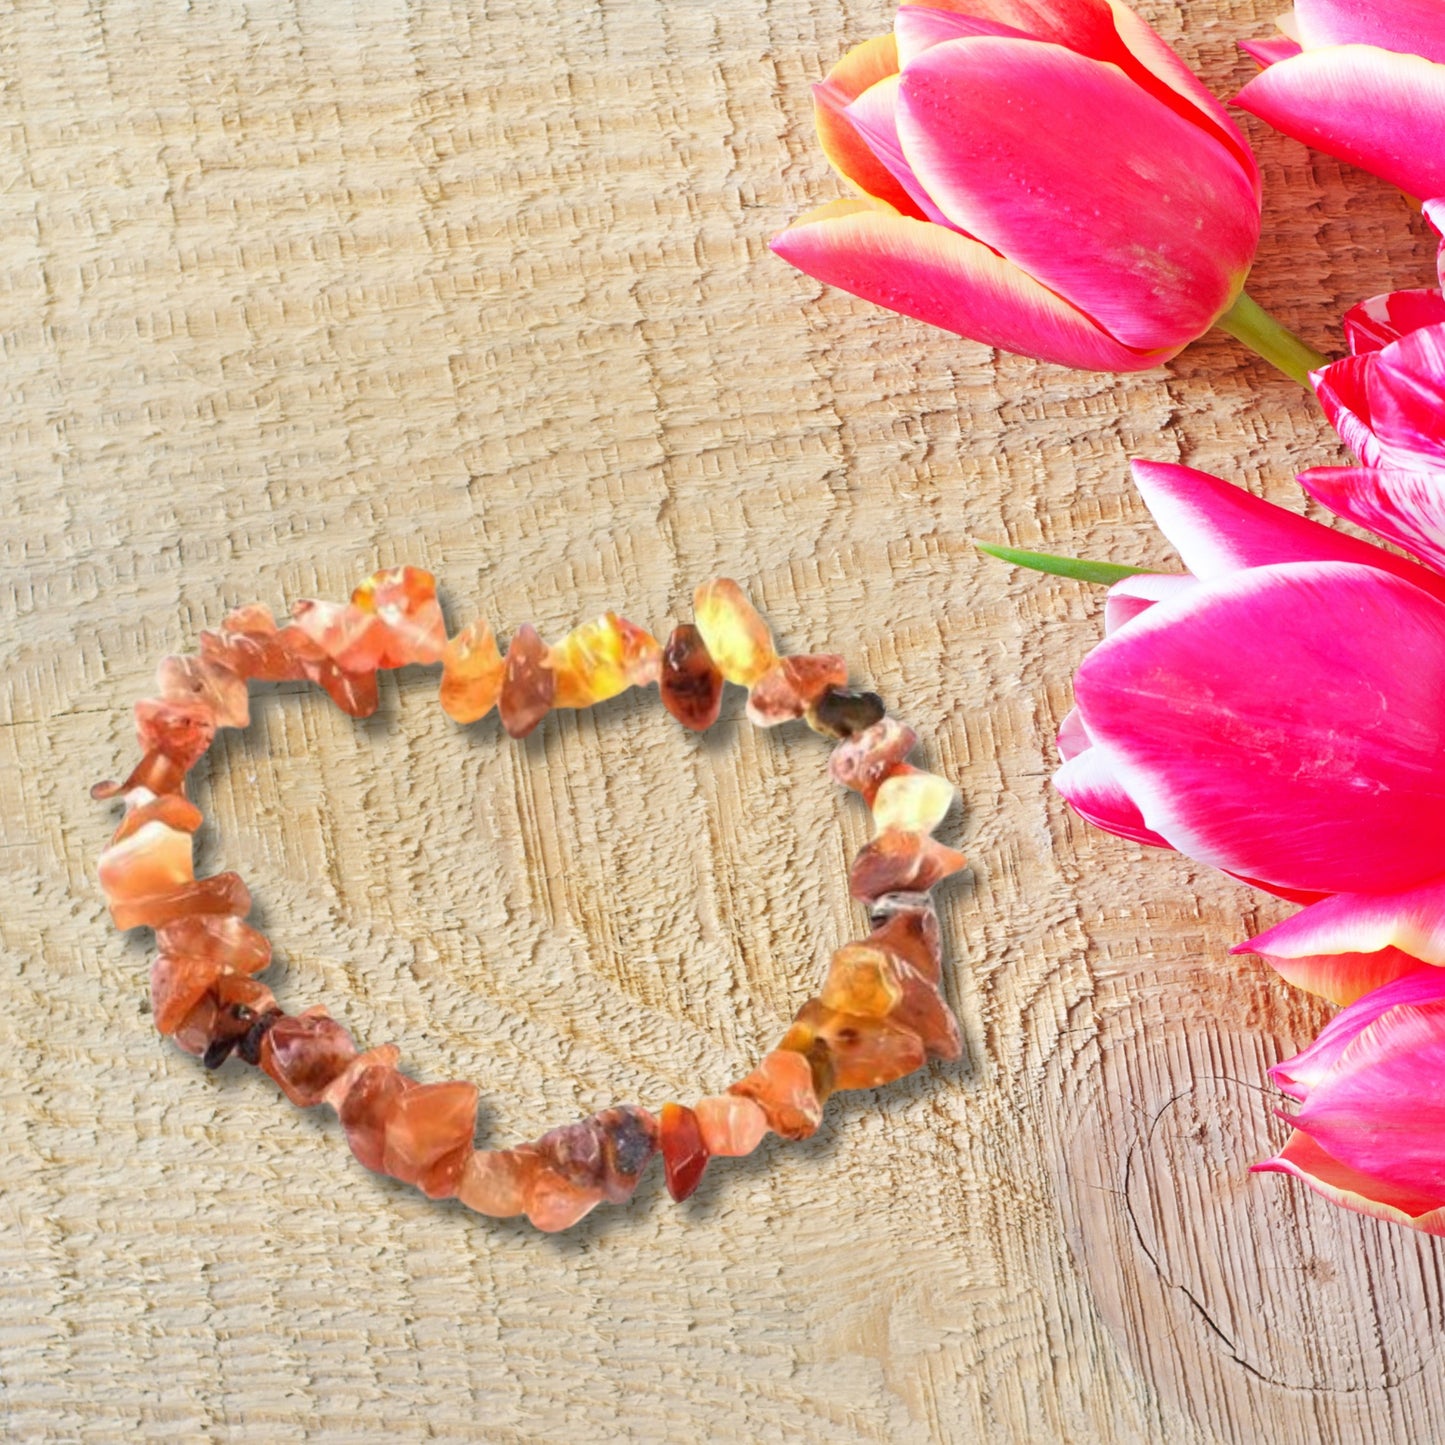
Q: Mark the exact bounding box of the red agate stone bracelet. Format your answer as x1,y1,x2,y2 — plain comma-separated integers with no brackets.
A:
95,569,965,1231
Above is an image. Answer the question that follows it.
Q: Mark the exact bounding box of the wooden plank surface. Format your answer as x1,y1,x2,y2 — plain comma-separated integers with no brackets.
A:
3,1,1443,1440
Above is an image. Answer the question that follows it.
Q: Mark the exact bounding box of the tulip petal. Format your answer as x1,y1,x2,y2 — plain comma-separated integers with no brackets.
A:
1236,47,1445,200
845,77,960,229
1426,197,1445,289
1294,1000,1445,1194
813,34,924,218
1240,875,1445,1005
1103,571,1196,635
896,38,1259,351
1105,1,1262,185
1340,288,1445,353
1053,744,1171,848
770,196,1173,371
1294,0,1445,66
1076,561,1445,893
903,0,1257,177
894,6,1036,68
902,0,1120,54
1269,966,1445,1096
1255,1130,1445,1236
1368,324,1445,466
1240,35,1304,68
1261,947,1431,1005
1057,705,1091,761
1129,459,1445,599
1312,354,1385,466
1298,466,1445,575
1226,873,1332,907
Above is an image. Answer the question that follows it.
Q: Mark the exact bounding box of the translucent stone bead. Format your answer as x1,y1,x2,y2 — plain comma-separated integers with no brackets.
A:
340,1064,416,1172
872,769,958,834
693,1095,768,1157
214,974,276,1010
457,1148,533,1218
549,612,662,709
310,660,380,719
173,995,220,1058
200,606,314,682
849,831,966,903
782,1000,926,1091
351,565,447,667
381,1081,480,1197
659,1102,710,1202
867,900,943,985
173,984,275,1067
157,654,250,730
818,942,902,1018
155,915,272,975
108,872,252,932
829,719,917,803
110,789,204,844
745,654,848,728
498,624,555,738
594,1105,661,1198
91,752,190,801
98,818,194,911
524,1118,606,1189
728,1049,824,1140
514,1108,660,1227
260,1012,358,1107
524,1106,658,1206
693,579,777,686
822,942,960,1060
439,618,505,724
134,698,217,773
658,624,723,731
805,686,886,740
319,1044,402,1111
525,1169,604,1232
290,599,391,673
150,954,222,1035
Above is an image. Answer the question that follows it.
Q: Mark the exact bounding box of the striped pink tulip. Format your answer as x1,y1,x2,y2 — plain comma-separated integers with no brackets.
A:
1256,970,1445,1238
1056,459,1445,1232
1058,459,1445,1008
773,1,1262,372
1308,199,1445,473
1237,0,1445,200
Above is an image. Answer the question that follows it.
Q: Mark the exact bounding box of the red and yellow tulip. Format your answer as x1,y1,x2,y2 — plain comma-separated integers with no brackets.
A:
772,1,1263,373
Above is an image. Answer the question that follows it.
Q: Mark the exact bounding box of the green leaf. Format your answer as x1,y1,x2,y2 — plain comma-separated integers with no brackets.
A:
974,541,1151,587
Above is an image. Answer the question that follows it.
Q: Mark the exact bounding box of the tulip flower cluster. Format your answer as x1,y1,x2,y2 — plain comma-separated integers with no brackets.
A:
1054,206,1445,1236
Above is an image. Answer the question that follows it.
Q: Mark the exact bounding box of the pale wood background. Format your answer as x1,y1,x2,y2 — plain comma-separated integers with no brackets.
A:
3,1,1443,1441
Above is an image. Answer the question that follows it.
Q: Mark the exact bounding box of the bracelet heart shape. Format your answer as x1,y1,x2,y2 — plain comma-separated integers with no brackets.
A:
95,569,965,1231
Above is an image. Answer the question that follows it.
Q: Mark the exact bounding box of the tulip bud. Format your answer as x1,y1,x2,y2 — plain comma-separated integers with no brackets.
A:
773,1,1264,373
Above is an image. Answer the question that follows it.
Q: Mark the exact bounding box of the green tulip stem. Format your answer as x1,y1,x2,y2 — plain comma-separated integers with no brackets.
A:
1215,292,1329,389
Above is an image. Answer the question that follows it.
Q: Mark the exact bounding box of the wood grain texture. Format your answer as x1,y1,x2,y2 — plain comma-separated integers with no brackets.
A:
3,0,1442,1440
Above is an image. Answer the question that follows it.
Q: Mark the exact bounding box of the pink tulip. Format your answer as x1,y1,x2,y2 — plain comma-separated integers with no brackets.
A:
1308,200,1445,469
1057,458,1445,1011
1050,458,1445,1232
772,1,1264,373
1237,0,1445,200
1255,970,1445,1238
